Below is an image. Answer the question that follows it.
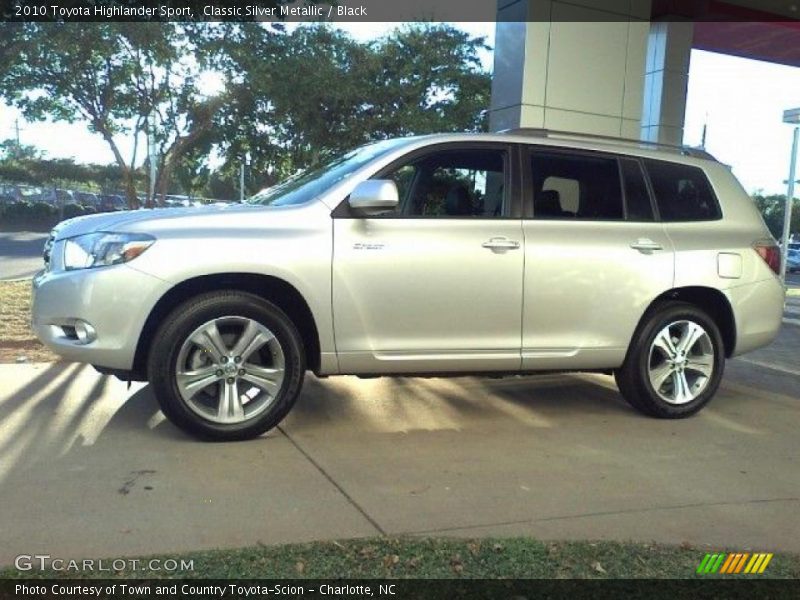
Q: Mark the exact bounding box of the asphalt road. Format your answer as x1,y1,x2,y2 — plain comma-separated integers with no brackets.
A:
0,231,48,280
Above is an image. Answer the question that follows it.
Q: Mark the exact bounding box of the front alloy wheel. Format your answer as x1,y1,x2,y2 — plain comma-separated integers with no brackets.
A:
148,291,305,441
176,317,286,425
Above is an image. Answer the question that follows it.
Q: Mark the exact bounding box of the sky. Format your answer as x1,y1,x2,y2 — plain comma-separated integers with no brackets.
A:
1,22,799,195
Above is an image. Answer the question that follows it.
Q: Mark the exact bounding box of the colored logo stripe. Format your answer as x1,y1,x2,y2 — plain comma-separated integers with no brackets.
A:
700,552,773,574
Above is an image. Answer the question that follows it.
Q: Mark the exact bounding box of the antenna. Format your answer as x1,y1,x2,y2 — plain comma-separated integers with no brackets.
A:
701,112,708,149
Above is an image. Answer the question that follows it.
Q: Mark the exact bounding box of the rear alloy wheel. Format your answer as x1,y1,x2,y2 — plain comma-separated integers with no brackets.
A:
615,302,725,418
148,291,305,441
647,320,714,405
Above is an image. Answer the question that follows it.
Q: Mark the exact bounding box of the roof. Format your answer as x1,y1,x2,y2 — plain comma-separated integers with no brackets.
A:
497,128,718,161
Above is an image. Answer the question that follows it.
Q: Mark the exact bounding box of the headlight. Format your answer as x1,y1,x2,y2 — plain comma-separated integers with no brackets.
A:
63,232,155,270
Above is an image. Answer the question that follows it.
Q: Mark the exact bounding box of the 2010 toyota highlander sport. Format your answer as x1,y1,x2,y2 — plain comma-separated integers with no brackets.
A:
31,130,786,440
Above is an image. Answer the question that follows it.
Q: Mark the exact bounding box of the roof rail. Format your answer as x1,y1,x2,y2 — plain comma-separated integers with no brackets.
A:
499,128,717,161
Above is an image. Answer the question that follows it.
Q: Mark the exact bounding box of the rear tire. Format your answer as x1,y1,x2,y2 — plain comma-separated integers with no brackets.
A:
615,301,725,418
147,291,305,441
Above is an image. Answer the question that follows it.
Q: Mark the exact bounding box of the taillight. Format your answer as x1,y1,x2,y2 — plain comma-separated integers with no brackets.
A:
753,240,781,275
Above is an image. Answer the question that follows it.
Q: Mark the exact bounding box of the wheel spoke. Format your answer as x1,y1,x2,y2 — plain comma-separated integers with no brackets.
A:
677,322,704,354
217,380,244,422
649,362,673,391
176,365,220,400
191,320,229,363
685,355,713,377
671,370,693,404
653,328,678,360
240,365,282,395
231,320,273,362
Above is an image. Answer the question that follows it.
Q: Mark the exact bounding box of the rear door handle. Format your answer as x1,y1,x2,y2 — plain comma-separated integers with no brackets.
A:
630,238,663,252
482,237,521,250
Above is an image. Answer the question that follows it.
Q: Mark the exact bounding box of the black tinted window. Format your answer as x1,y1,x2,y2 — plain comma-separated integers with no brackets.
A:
621,159,654,221
530,152,623,220
644,159,721,221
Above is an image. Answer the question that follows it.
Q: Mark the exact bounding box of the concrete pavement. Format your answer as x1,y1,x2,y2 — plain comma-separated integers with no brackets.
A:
0,353,798,566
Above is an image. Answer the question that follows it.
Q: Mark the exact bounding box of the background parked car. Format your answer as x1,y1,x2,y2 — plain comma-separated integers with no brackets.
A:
98,194,126,212
787,244,800,273
73,191,100,210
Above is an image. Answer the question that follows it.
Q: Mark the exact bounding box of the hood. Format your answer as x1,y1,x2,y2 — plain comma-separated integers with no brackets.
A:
52,202,317,240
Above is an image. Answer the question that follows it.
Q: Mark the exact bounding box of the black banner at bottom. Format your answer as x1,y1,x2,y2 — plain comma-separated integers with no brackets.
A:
2,579,799,600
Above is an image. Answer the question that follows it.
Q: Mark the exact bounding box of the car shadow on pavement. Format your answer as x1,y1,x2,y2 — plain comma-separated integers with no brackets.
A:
0,364,634,483
0,364,190,483
283,372,634,435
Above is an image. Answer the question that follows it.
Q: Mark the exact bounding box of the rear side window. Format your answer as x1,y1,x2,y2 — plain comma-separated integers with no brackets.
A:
644,159,721,222
530,152,623,220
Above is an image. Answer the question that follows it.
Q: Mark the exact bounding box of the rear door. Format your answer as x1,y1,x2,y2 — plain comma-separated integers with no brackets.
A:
520,148,675,370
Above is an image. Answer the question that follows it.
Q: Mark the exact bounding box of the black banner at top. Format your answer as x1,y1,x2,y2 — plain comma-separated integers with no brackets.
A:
2,0,800,22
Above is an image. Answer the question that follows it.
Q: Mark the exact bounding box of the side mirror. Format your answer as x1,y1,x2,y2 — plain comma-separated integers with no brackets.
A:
348,180,399,213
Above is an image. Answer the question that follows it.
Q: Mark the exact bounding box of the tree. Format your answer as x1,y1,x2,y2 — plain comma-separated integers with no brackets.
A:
211,23,491,189
0,23,225,208
0,22,492,203
752,193,800,240
0,138,41,161
365,24,491,136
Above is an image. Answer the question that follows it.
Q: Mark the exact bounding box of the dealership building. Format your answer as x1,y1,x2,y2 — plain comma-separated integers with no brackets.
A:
489,0,800,143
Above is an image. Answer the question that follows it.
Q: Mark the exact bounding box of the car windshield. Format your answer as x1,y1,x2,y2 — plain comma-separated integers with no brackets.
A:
247,139,410,207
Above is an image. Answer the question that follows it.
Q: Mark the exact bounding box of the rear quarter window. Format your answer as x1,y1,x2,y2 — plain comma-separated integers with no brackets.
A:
644,159,721,222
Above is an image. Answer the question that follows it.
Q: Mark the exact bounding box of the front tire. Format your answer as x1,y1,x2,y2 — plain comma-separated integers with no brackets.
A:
615,301,725,418
147,291,305,441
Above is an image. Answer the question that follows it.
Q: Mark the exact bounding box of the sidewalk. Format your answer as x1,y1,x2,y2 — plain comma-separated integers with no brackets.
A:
1,360,799,566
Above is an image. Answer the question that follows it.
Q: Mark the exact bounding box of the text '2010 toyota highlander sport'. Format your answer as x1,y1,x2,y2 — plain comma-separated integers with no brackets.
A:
32,130,786,441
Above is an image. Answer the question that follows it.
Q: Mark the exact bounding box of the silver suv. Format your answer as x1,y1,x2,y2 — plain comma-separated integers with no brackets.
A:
32,130,786,441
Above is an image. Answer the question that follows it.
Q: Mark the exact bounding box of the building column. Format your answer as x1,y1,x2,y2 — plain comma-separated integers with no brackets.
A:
488,0,651,139
640,21,694,145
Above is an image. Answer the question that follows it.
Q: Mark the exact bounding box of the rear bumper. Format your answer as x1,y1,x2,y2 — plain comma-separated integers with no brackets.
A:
726,276,786,357
32,265,170,370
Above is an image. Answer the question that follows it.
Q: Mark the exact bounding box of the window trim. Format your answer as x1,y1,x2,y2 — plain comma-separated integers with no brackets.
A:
331,142,521,220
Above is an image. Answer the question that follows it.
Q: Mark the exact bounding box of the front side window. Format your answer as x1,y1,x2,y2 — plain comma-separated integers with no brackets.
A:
644,159,721,222
530,151,623,220
381,149,507,218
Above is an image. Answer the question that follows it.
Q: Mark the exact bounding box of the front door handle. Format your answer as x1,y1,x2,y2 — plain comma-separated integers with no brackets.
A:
482,237,521,251
630,238,663,252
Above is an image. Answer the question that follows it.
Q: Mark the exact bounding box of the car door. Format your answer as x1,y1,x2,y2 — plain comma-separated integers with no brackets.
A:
521,148,675,370
332,143,525,374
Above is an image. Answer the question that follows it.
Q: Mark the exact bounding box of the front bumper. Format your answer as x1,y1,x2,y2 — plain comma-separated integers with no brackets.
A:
32,264,171,370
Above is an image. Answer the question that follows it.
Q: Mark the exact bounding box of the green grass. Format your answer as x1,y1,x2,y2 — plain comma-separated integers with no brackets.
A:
4,537,799,579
